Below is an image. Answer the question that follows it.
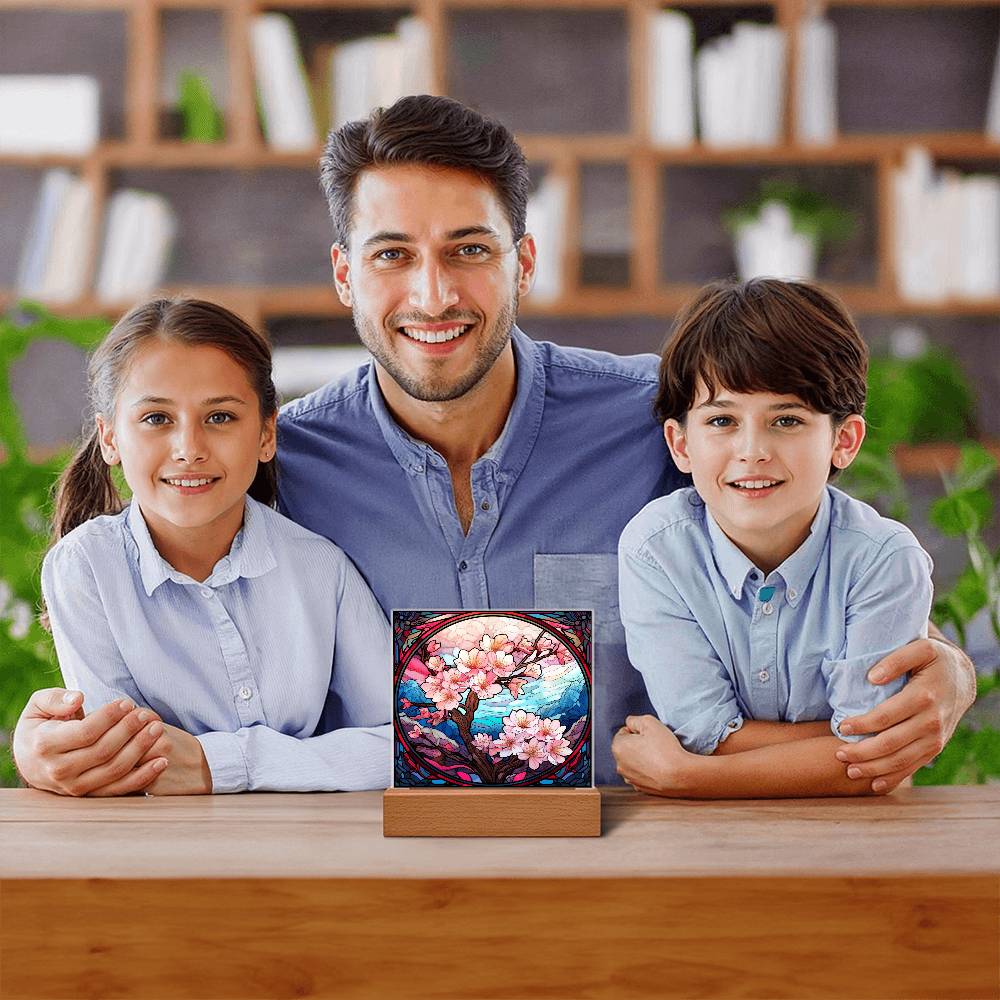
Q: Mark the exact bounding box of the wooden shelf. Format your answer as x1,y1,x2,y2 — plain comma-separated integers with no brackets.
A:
895,441,1000,477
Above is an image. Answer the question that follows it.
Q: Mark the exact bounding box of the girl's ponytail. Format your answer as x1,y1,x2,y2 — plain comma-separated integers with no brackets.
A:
50,427,123,544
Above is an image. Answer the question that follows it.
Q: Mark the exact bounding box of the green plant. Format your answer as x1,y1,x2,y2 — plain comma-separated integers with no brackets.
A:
177,71,225,143
0,304,110,786
724,179,857,244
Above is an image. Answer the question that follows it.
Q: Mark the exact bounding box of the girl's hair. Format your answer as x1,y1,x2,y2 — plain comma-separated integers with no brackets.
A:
50,297,279,545
654,278,868,427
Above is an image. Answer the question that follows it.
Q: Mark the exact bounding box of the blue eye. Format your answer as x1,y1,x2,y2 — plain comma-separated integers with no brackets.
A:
207,412,234,425
707,416,734,427
455,244,488,258
375,248,405,262
140,412,169,426
775,416,803,427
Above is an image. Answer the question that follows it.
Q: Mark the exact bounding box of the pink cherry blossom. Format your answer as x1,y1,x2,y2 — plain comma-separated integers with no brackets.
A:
429,710,446,725
456,647,489,673
505,709,540,737
421,675,445,701
507,677,529,700
536,636,555,653
517,739,548,770
480,633,515,655
469,670,502,700
472,733,493,752
521,663,542,679
417,708,431,719
400,698,411,709
408,726,422,740
435,689,461,711
537,718,566,740
542,737,572,765
553,644,572,665
491,651,516,677
426,639,441,654
493,730,524,758
426,655,446,673
515,636,535,654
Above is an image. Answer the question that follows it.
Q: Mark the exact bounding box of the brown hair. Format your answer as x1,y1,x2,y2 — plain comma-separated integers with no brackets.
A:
50,297,279,546
319,94,530,248
655,278,868,432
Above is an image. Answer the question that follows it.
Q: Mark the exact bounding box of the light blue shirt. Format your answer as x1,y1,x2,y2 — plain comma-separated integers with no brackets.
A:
277,327,686,784
41,498,391,792
618,485,933,754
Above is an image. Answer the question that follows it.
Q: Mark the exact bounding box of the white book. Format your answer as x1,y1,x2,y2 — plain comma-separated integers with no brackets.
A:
649,10,695,147
696,40,731,147
938,170,965,297
331,37,375,129
986,35,1000,140
250,14,317,151
796,16,837,144
397,17,433,97
96,191,142,303
525,173,569,304
371,35,405,112
0,75,99,155
131,194,177,297
16,169,74,298
893,148,948,303
39,177,95,303
731,25,760,146
957,176,1000,299
756,26,786,146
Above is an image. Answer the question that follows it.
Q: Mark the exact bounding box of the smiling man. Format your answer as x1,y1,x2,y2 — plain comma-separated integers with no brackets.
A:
14,95,976,793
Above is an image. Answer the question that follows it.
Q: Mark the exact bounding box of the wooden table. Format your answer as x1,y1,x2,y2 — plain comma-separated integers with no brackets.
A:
2,787,998,999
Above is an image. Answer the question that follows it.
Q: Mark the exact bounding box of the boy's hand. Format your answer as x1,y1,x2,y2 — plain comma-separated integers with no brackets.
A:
835,637,976,793
612,714,694,795
12,688,167,797
139,723,212,796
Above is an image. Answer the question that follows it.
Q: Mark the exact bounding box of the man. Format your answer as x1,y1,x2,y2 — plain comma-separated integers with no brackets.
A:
13,95,975,794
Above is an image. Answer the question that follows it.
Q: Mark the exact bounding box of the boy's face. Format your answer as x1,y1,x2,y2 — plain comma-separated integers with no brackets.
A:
664,382,865,571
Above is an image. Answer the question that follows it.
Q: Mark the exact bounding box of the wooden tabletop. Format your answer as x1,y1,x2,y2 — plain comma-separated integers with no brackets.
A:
4,785,998,880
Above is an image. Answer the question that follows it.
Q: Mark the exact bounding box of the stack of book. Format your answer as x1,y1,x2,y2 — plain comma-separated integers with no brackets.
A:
795,15,838,144
328,17,432,131
648,13,787,148
893,148,1000,303
16,170,176,306
250,13,432,149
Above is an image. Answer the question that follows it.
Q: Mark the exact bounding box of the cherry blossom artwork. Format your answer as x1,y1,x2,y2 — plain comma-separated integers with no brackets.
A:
393,610,593,787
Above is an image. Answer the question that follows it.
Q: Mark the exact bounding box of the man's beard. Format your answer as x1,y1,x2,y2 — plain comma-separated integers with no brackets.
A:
353,288,518,404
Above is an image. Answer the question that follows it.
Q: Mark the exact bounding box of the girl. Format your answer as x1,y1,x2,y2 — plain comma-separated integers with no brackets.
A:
41,298,390,795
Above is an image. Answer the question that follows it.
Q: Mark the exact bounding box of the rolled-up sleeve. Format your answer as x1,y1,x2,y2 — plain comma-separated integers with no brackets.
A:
618,539,743,755
199,551,392,793
41,542,149,713
821,538,933,742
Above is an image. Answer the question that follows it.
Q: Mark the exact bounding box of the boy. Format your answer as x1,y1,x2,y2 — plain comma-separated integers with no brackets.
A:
613,278,933,798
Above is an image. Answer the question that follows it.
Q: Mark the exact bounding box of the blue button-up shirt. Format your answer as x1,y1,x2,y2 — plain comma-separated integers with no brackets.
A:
41,498,391,792
277,327,685,784
618,485,933,754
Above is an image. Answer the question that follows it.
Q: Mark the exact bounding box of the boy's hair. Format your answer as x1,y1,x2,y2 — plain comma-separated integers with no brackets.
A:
319,94,530,249
50,298,279,547
655,278,868,432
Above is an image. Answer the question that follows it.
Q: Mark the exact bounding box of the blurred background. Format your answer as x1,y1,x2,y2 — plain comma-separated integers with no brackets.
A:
1,0,998,785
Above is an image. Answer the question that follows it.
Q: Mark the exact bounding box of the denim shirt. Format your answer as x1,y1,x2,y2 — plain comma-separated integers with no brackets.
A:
277,327,686,783
618,485,933,754
41,498,391,792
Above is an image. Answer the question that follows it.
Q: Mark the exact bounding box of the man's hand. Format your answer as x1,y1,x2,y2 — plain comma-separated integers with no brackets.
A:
835,637,977,793
611,714,695,795
140,723,212,796
12,688,167,797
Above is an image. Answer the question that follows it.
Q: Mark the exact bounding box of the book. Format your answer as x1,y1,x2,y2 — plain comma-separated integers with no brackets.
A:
796,16,837,144
525,173,569,304
250,13,317,151
16,170,74,299
0,75,99,155
648,10,695,147
39,177,96,304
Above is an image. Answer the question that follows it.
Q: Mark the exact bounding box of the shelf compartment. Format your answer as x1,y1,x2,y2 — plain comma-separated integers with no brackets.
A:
446,7,630,135
579,162,631,288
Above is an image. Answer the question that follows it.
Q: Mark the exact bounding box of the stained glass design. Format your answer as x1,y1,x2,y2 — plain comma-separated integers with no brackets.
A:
393,610,593,788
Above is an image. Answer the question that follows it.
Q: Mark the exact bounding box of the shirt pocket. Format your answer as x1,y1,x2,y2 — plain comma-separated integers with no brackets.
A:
532,553,625,645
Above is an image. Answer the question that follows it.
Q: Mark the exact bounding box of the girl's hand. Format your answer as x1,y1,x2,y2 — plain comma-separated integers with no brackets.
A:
611,714,697,795
140,723,212,795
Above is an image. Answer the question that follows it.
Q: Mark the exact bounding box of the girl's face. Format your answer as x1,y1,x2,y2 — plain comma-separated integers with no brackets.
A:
96,339,276,551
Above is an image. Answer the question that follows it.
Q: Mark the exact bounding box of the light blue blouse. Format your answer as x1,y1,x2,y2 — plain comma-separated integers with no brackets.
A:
41,497,391,792
618,485,933,754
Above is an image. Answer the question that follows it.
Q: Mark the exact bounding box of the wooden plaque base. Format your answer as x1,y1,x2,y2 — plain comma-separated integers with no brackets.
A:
383,787,602,837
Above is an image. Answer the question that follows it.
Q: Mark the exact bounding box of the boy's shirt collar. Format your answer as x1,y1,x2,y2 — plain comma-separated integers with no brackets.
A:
705,487,832,606
126,498,277,596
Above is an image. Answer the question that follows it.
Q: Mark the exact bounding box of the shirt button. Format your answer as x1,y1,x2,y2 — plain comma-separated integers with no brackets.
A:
238,686,253,701
788,588,797,600
761,602,773,615
758,670,769,683
200,588,213,598
480,500,491,511
727,720,739,729
458,561,468,571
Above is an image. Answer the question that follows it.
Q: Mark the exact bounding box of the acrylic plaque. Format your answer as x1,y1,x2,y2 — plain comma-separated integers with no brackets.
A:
393,610,593,788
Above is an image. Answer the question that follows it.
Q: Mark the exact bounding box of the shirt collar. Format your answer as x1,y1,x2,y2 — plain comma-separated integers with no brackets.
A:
367,325,545,482
126,498,277,597
705,486,832,605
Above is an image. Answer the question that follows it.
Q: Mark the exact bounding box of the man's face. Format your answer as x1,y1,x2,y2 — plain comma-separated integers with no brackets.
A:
331,164,535,403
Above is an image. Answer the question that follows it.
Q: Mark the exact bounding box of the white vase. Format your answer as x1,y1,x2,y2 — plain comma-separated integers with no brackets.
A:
733,201,819,281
